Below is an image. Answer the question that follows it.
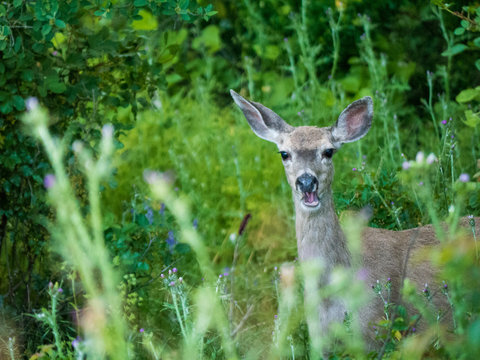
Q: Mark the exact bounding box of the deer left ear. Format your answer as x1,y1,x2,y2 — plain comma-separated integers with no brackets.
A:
331,96,373,145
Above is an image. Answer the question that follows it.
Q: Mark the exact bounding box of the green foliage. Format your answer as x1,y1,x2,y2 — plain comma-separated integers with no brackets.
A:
2,0,480,359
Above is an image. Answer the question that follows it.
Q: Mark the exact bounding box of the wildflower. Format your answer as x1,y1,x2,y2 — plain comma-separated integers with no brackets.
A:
468,215,474,219
26,97,39,111
72,336,81,349
102,124,114,138
58,288,63,293
426,153,437,165
274,314,278,319
223,272,229,277
419,181,424,186
159,203,165,215
193,218,198,229
459,173,470,182
402,161,410,170
360,33,366,40
352,168,357,171
219,274,222,279
390,202,394,206
172,267,177,273
166,231,176,250
160,273,164,278
52,50,58,56
145,207,154,225
387,278,391,282
415,151,425,163
169,281,175,287
284,37,288,43
48,282,53,289
168,269,172,275
441,120,447,125
412,327,416,332
178,277,183,283
139,328,145,333
43,174,56,189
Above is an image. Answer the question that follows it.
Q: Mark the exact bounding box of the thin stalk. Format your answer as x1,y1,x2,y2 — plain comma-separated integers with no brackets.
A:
171,289,188,340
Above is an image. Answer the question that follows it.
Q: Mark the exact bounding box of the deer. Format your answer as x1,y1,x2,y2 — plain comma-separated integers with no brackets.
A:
230,89,480,350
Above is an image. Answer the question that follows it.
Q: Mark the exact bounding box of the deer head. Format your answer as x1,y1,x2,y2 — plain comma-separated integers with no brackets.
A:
231,90,373,212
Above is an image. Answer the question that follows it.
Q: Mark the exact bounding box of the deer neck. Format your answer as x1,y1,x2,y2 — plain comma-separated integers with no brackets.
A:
295,191,351,274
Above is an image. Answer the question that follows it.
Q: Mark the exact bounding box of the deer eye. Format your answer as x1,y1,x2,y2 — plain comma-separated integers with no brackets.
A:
323,148,335,158
279,151,291,161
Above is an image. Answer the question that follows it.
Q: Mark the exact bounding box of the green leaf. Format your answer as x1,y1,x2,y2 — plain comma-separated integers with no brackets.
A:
476,59,480,72
12,95,25,111
94,10,104,16
441,43,468,56
45,74,66,94
474,37,480,48
456,88,480,103
13,0,22,8
179,0,189,10
134,0,148,6
454,27,465,35
463,110,480,128
54,19,66,29
131,9,158,30
41,24,52,37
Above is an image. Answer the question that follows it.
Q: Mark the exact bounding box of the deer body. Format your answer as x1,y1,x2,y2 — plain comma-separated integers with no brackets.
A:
230,90,480,347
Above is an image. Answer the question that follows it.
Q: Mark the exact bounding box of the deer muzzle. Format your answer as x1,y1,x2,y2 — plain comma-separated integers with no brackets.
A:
296,173,319,207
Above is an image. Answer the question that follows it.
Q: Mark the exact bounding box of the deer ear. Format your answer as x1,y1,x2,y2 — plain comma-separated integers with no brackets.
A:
230,90,293,143
331,96,373,145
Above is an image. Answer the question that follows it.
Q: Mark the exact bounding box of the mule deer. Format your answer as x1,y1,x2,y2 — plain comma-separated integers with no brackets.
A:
230,90,480,348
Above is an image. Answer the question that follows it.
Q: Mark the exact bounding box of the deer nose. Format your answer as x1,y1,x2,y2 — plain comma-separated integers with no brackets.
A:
296,173,318,193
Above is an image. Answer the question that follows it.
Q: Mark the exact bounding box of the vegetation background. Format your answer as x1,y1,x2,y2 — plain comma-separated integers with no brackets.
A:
1,0,480,358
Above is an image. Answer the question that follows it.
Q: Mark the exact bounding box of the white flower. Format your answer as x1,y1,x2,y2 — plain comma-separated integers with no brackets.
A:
426,153,437,165
415,151,425,163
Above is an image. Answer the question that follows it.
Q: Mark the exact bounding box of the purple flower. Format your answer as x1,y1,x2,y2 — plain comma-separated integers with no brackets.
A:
43,174,56,189
352,168,357,171
284,37,288,43
145,207,154,225
159,203,165,215
419,181,424,186
166,231,176,251
139,328,144,333
72,336,82,349
26,97,39,111
402,161,410,170
223,272,229,277
412,327,416,332
172,267,177,273
160,273,164,278
274,314,278,319
441,120,447,125
169,281,175,286
219,274,222,279
52,50,58,56
459,173,470,183
390,202,394,206
387,278,391,282
193,218,198,230
58,288,63,293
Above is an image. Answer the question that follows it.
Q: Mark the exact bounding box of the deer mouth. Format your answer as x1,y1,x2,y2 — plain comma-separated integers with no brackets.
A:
302,192,320,207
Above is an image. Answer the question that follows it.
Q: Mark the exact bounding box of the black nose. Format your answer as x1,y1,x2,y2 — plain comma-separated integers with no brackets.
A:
296,173,318,193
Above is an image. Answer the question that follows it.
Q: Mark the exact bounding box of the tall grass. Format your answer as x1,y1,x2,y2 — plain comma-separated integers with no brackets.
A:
11,5,480,360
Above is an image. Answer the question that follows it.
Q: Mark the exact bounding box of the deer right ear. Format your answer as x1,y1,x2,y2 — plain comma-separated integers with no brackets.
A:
230,90,293,143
